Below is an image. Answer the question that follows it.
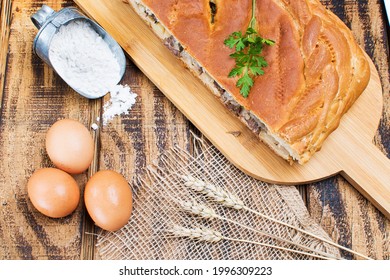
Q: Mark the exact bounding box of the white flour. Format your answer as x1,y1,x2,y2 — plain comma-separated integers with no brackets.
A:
49,20,121,98
91,123,99,130
103,85,137,125
49,20,137,124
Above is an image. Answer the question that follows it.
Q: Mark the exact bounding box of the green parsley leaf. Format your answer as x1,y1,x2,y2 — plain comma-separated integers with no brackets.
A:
228,67,244,78
249,66,265,76
236,72,253,98
223,0,274,98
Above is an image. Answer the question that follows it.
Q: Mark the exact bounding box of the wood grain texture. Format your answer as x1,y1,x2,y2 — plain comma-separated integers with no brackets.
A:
305,0,390,260
0,0,91,259
0,0,190,260
75,0,390,252
80,98,101,260
0,0,388,260
0,0,12,109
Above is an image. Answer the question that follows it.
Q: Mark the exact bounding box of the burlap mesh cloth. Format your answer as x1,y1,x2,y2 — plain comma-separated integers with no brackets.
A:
96,134,341,260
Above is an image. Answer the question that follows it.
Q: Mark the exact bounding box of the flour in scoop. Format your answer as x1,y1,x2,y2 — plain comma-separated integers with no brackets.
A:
49,20,121,98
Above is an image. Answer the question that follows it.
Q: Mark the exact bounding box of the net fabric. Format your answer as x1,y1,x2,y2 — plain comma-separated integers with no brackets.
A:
96,135,340,260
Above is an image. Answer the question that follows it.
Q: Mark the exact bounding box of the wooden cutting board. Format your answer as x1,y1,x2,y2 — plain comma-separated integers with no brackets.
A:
75,0,390,218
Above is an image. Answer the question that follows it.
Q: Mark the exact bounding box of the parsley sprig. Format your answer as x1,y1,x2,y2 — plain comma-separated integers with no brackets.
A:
224,0,275,98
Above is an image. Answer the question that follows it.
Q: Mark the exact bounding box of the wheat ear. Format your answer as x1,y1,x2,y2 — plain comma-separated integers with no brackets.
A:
170,225,334,260
180,175,372,260
181,175,244,209
179,200,340,260
170,225,223,243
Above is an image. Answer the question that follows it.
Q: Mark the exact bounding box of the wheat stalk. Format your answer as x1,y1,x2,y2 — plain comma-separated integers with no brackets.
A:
180,175,373,260
179,200,340,260
170,225,334,260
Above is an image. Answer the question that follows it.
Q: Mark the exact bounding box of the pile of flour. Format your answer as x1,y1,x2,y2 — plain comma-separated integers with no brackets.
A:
103,84,137,125
49,20,121,98
49,20,137,125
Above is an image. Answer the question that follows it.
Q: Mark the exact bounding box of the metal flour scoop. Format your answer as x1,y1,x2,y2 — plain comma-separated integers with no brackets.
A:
31,5,126,99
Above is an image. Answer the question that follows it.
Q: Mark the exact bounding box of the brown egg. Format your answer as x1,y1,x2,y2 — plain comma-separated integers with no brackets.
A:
84,170,132,231
27,168,80,218
46,119,94,174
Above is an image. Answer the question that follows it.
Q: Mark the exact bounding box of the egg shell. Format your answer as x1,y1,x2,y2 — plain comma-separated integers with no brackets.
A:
46,119,94,174
84,170,132,231
27,168,80,218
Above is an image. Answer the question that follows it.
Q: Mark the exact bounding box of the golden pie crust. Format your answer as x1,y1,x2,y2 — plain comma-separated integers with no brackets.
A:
129,0,370,164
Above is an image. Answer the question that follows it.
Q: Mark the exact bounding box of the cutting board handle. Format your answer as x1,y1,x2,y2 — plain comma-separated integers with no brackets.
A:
340,142,390,219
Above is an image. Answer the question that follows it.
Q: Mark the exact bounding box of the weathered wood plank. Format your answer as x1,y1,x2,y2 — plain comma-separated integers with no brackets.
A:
0,0,12,109
80,98,101,260
0,0,388,260
0,0,91,259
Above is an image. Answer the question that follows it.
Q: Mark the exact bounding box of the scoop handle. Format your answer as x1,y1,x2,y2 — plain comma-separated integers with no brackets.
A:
31,5,56,29
339,141,390,219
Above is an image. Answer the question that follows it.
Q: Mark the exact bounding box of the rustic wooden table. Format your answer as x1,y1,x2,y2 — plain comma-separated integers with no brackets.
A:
0,0,389,260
